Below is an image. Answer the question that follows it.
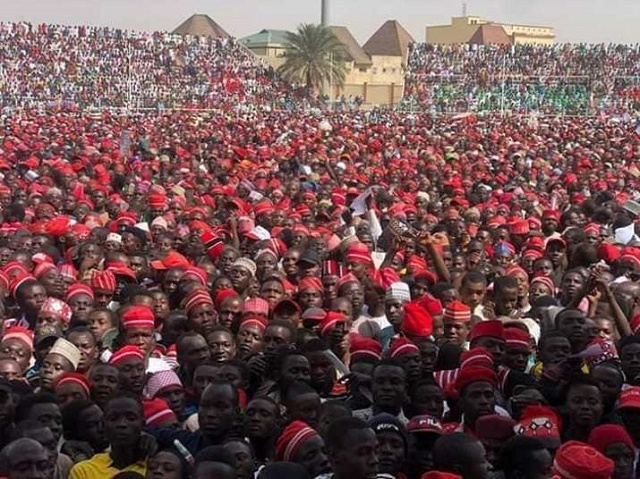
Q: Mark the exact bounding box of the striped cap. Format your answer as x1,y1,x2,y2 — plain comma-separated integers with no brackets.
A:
443,300,471,324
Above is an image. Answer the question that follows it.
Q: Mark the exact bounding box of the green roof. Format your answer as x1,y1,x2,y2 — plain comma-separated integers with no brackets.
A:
240,29,289,47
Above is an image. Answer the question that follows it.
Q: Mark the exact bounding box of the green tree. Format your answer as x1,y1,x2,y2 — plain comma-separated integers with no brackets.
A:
278,24,347,91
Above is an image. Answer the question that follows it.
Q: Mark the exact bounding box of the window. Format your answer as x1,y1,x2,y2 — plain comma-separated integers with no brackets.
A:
382,68,387,73
359,67,367,72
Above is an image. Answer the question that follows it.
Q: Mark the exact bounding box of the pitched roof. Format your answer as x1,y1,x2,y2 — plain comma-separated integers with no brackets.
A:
328,26,372,66
362,20,415,59
240,29,289,47
468,24,512,45
172,14,230,38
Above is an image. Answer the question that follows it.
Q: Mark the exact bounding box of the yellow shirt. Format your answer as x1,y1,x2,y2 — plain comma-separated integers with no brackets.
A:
69,453,146,479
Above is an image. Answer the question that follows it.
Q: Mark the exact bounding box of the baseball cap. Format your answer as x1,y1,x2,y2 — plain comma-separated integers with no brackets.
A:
34,324,63,348
406,415,444,435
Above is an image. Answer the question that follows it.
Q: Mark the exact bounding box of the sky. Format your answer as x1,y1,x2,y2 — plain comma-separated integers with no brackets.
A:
1,0,639,44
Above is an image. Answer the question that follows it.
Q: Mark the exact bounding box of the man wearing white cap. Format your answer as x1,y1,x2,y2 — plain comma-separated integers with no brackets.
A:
39,338,81,391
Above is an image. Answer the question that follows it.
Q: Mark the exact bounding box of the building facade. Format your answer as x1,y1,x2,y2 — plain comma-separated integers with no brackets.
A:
426,16,555,45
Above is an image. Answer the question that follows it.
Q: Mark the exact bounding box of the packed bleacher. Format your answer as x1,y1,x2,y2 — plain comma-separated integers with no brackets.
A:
0,22,310,110
401,43,640,114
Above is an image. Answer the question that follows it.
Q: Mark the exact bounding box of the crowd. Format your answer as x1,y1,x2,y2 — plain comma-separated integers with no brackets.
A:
0,105,635,479
0,22,310,110
402,43,640,114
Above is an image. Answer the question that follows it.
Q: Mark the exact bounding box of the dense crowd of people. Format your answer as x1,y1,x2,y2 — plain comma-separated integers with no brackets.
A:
0,105,634,479
0,18,639,479
402,43,640,114
0,22,310,110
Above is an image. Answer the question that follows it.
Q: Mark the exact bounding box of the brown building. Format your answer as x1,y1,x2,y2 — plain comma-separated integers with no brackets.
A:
241,20,415,107
426,15,554,45
172,14,230,38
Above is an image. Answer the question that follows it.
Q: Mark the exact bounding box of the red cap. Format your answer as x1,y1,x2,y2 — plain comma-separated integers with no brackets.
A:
2,326,34,351
110,345,145,365
320,311,347,335
184,289,214,316
65,283,95,302
443,300,471,324
275,420,319,462
514,405,562,441
350,334,382,361
121,306,155,330
53,372,90,397
469,320,504,343
552,441,613,479
454,366,497,394
618,386,640,410
389,337,420,358
460,347,493,370
588,424,634,456
143,398,177,427
298,276,324,292
90,270,117,293
402,302,433,337
504,327,530,351
150,251,190,270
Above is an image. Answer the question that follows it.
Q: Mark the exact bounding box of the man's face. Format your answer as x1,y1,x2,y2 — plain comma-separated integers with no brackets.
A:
207,331,236,364
566,384,602,429
280,355,311,389
444,321,469,345
385,299,405,329
377,430,405,475
245,398,278,439
89,365,119,405
287,391,321,427
219,298,243,329
461,281,486,309
372,365,406,412
540,337,571,365
263,326,292,357
557,311,588,350
503,346,530,372
117,358,146,395
40,353,73,390
472,337,505,365
331,428,380,479
307,350,335,393
28,403,63,444
8,442,49,479
461,381,495,425
495,287,518,316
198,384,238,440
68,332,98,373
20,284,47,316
104,397,143,447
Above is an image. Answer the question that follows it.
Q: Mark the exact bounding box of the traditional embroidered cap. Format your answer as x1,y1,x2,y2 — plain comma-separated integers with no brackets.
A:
350,334,382,361
275,420,320,462
298,276,324,293
389,337,420,358
469,320,504,343
184,289,214,316
121,305,155,330
513,405,562,446
109,345,145,365
146,370,183,399
552,441,614,479
53,372,90,397
504,327,531,351
65,283,95,302
39,298,72,325
143,398,178,427
320,311,347,336
454,366,497,394
1,326,34,351
244,297,269,317
90,270,117,293
49,338,81,370
402,302,433,337
385,282,411,303
443,300,471,324
239,316,268,334
231,258,257,277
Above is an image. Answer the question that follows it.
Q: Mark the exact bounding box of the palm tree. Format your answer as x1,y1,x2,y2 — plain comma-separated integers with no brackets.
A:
278,24,347,92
